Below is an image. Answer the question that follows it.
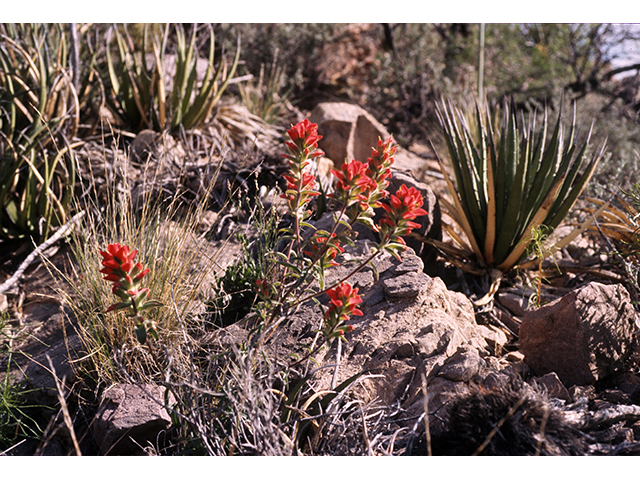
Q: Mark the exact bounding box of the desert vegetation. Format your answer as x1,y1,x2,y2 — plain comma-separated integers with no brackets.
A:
2,23,640,456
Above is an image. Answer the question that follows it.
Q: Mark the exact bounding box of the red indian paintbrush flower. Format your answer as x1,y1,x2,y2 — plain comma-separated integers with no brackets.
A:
99,243,150,286
100,243,160,344
379,184,428,259
283,119,324,160
366,137,396,187
330,159,378,209
280,119,324,222
323,281,363,342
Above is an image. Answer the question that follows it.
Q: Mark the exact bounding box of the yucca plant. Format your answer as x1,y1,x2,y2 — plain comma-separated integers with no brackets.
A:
0,23,79,241
105,23,240,132
425,99,607,301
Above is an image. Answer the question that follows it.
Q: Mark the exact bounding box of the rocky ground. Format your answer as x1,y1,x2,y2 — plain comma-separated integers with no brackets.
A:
1,101,640,456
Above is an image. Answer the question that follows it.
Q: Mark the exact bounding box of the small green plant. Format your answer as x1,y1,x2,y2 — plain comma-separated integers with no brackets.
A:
237,49,291,124
523,224,561,307
105,23,240,132
209,204,280,328
0,312,42,451
426,98,607,302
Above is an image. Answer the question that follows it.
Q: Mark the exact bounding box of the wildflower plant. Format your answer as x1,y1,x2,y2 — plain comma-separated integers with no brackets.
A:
99,242,162,344
255,119,427,347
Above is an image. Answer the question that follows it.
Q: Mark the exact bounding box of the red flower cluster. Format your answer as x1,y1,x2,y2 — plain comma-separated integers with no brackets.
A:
366,137,396,190
99,243,150,295
280,119,324,220
283,118,323,161
323,281,363,342
379,184,428,257
330,159,378,208
304,231,345,269
99,243,159,343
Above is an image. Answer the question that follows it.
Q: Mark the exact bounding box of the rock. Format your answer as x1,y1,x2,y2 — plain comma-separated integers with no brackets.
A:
254,241,492,409
130,129,186,165
309,102,428,173
477,324,509,353
310,102,388,168
93,384,173,455
438,345,486,382
532,372,572,402
497,291,529,317
519,282,640,386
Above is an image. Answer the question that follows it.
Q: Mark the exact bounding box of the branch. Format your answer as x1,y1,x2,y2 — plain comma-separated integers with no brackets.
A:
0,211,86,294
563,404,640,430
602,62,640,81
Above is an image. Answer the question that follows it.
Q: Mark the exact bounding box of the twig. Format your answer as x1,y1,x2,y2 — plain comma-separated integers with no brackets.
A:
563,404,640,430
46,355,82,456
0,211,86,294
331,337,341,391
420,371,432,456
0,438,26,456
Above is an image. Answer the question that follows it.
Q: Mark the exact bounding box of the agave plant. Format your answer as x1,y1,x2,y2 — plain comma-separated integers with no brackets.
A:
105,23,241,132
0,23,79,241
424,99,607,301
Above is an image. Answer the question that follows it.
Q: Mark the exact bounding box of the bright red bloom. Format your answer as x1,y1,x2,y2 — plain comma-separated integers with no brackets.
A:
330,159,378,209
378,185,428,259
100,243,159,344
325,281,363,321
283,119,324,160
381,185,428,223
304,232,345,268
99,243,138,278
367,137,396,186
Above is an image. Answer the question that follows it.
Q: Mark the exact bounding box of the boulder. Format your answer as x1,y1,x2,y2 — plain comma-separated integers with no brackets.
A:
93,384,173,455
310,102,386,168
309,102,426,172
519,282,640,386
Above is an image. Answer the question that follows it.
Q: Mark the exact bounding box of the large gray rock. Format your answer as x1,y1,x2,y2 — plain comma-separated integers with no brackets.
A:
519,282,640,386
93,384,173,455
254,242,496,407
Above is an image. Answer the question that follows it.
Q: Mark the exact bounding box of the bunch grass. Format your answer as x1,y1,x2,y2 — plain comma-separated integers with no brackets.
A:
57,135,224,385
